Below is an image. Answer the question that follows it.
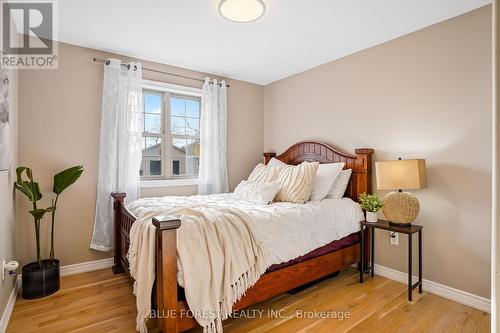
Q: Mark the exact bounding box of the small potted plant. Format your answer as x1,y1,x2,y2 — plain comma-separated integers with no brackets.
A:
15,165,83,299
359,192,383,223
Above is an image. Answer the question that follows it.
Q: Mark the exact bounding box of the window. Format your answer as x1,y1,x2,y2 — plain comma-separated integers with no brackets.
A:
140,81,201,181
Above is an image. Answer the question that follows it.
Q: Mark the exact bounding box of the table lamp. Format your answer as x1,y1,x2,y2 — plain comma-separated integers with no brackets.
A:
375,159,427,226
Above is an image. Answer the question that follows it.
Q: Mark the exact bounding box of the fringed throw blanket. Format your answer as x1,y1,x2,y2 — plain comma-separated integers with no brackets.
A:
127,197,269,333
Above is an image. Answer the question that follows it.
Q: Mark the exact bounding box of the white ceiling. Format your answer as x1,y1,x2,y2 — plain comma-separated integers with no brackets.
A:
55,0,491,85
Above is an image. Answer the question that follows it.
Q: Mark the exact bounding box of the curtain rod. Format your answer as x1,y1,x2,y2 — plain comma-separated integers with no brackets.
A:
92,58,230,88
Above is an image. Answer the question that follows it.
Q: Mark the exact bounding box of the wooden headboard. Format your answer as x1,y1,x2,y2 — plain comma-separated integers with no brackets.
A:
263,141,373,202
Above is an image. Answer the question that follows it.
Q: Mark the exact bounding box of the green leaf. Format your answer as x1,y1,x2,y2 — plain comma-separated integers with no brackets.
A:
14,181,42,202
15,167,42,202
17,166,34,182
16,166,29,184
27,182,42,201
53,165,83,195
29,208,52,220
15,183,34,201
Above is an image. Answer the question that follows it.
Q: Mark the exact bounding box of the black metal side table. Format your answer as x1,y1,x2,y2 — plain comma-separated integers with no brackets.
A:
359,219,423,301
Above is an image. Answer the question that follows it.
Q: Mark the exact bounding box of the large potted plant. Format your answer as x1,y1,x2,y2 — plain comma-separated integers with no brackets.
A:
15,165,83,299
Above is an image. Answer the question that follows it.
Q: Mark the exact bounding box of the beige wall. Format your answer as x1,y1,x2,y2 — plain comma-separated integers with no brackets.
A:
264,6,492,298
0,69,18,319
15,4,492,301
17,42,263,266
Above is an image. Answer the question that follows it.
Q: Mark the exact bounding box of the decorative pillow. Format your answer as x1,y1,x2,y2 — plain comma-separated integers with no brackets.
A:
309,162,345,201
234,180,281,205
247,163,282,183
274,161,319,204
327,169,352,199
267,157,287,168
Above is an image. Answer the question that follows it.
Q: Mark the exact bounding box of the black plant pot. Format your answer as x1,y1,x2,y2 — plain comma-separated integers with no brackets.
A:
22,259,60,299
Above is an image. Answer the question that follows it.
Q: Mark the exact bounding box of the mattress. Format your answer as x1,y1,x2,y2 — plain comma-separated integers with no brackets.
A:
128,194,364,272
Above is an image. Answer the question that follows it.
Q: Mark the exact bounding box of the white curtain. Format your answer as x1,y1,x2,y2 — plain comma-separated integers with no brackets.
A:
198,78,229,195
90,59,143,251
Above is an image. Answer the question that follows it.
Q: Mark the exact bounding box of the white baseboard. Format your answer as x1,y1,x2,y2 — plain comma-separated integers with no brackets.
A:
374,264,491,313
0,276,21,333
60,257,114,277
0,257,114,333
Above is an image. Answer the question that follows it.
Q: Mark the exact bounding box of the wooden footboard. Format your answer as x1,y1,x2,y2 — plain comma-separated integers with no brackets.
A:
112,192,181,332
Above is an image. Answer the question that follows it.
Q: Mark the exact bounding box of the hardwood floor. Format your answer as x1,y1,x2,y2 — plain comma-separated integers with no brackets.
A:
7,268,490,333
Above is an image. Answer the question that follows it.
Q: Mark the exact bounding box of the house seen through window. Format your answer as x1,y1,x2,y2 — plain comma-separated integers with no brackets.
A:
140,84,201,180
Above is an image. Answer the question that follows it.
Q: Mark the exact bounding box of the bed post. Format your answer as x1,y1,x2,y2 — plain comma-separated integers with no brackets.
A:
354,148,374,196
111,192,126,274
354,148,374,270
153,215,181,333
263,152,276,165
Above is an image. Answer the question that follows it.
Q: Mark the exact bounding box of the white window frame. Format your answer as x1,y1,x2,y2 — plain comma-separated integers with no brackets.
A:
140,80,202,187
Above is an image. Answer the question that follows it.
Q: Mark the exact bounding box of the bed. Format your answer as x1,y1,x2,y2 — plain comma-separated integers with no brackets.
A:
111,141,373,332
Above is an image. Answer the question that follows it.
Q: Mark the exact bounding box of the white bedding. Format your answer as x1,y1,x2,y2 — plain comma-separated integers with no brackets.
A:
127,193,363,273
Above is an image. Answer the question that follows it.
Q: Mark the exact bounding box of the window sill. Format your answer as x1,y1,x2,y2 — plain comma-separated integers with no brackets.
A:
140,179,199,188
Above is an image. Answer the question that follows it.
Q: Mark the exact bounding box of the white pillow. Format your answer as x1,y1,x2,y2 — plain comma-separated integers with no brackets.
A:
234,180,281,205
327,169,352,199
309,162,345,201
267,157,287,168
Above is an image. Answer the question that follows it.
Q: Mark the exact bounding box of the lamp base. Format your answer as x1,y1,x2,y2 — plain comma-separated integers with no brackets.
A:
382,192,420,225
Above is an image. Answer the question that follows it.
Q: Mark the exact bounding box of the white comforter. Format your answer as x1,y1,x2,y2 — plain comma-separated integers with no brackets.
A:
127,193,364,281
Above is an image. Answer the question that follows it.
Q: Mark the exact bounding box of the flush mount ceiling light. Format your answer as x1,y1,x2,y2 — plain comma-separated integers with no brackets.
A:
218,0,266,23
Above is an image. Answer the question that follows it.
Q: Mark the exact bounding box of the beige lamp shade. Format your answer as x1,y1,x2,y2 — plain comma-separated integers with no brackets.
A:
375,159,427,190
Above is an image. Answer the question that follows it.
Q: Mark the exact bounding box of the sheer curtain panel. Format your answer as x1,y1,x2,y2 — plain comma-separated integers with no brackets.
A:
198,78,229,195
90,59,143,251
